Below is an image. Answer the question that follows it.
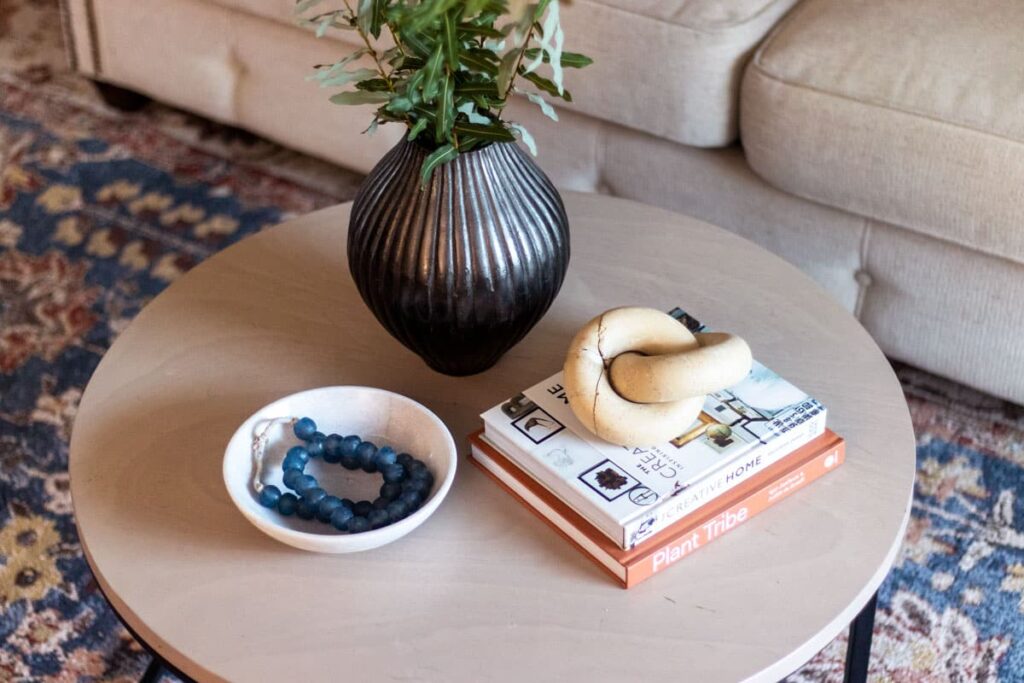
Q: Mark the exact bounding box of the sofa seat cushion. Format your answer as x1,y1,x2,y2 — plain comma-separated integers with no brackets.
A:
741,0,1024,264
206,0,800,147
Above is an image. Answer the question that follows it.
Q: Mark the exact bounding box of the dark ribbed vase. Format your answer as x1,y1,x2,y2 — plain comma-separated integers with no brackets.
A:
349,139,569,376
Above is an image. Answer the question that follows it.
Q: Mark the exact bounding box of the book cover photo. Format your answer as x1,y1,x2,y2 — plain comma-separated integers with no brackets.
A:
481,308,827,549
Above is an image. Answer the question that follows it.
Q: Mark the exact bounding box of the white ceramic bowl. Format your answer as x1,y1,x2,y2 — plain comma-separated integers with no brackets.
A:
223,386,457,553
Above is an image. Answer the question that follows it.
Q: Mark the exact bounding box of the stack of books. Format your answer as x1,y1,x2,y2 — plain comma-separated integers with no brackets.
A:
471,308,845,588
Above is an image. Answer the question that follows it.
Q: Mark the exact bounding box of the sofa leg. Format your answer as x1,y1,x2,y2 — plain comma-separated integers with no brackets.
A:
94,81,151,112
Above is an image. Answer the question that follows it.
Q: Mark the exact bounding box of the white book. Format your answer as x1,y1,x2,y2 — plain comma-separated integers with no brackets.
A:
480,308,827,549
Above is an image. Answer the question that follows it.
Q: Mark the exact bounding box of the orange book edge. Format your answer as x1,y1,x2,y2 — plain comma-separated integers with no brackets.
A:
468,429,845,588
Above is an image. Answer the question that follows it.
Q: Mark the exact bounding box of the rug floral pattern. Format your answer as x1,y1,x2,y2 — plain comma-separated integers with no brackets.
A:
2,1,1024,681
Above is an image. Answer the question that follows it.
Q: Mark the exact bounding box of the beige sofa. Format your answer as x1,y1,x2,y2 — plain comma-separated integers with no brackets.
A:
63,0,1024,403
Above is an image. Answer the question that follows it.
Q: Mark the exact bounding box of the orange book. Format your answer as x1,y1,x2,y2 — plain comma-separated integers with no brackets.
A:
469,429,845,588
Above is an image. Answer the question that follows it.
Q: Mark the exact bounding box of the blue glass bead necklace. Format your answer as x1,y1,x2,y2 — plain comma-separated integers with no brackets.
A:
251,416,434,533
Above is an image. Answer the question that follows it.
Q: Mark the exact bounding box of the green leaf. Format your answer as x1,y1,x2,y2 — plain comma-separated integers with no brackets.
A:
420,143,458,186
407,118,429,141
443,11,461,71
536,0,564,93
355,78,392,92
523,48,593,68
455,81,499,97
396,55,426,71
472,94,505,110
382,46,403,65
519,70,571,102
435,73,455,142
401,30,434,59
318,67,378,88
315,14,333,37
464,0,504,16
422,44,445,101
405,70,426,105
496,49,520,95
386,95,416,113
466,47,500,63
356,0,385,38
453,121,515,142
413,104,436,119
457,24,503,39
460,51,499,76
294,0,325,15
329,90,392,105
308,49,369,82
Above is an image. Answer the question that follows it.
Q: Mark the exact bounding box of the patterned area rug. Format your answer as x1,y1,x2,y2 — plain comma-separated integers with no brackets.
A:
2,1,1024,681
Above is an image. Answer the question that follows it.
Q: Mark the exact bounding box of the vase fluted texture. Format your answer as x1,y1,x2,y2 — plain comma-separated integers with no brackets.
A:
348,139,570,376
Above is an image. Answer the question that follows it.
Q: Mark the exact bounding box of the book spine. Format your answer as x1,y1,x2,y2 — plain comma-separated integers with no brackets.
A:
622,408,827,548
626,438,845,588
468,445,628,588
480,423,627,543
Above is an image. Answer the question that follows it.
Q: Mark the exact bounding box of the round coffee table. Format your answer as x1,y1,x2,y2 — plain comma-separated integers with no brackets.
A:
70,193,915,683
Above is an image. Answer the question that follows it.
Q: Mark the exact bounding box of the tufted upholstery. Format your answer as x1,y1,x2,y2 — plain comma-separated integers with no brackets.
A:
742,0,1024,265
71,0,801,148
61,0,1024,403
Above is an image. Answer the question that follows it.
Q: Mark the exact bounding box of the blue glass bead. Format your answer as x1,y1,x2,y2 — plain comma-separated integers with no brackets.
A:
347,516,370,534
282,448,309,472
385,500,409,521
258,485,281,508
290,474,318,495
316,496,344,523
399,490,423,509
402,477,429,495
381,463,406,484
296,498,317,520
282,469,304,490
303,487,327,506
340,498,354,510
372,497,389,511
323,434,343,463
330,505,354,530
380,482,402,501
287,445,310,463
396,452,414,467
339,454,359,471
408,461,429,479
367,508,389,529
352,500,373,517
373,446,397,469
340,436,360,457
293,417,317,441
356,441,378,472
277,493,299,516
307,432,326,458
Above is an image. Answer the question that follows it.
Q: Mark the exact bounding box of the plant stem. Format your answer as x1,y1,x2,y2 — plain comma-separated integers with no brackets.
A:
343,0,395,91
498,18,538,118
388,25,407,60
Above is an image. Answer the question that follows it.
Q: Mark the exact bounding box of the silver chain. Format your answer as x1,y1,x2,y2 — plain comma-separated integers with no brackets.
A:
251,417,298,493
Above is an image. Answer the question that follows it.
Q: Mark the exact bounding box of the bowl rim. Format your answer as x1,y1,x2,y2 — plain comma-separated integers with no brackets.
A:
222,385,457,544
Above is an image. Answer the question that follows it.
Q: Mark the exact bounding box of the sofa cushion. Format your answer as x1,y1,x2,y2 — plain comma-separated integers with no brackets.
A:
741,0,1024,264
207,0,801,147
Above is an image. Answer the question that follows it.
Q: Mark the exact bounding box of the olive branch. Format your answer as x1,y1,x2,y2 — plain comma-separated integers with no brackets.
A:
296,0,592,184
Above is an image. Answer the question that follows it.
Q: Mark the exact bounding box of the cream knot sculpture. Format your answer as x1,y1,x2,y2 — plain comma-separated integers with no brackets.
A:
563,307,754,447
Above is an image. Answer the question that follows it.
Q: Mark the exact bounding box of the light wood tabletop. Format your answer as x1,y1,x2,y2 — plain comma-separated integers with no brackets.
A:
69,193,916,682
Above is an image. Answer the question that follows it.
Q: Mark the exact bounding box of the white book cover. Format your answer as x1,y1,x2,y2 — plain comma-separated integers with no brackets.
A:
480,308,827,549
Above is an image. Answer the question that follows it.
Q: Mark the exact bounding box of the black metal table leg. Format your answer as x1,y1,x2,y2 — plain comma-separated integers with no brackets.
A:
140,658,166,683
843,591,878,683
